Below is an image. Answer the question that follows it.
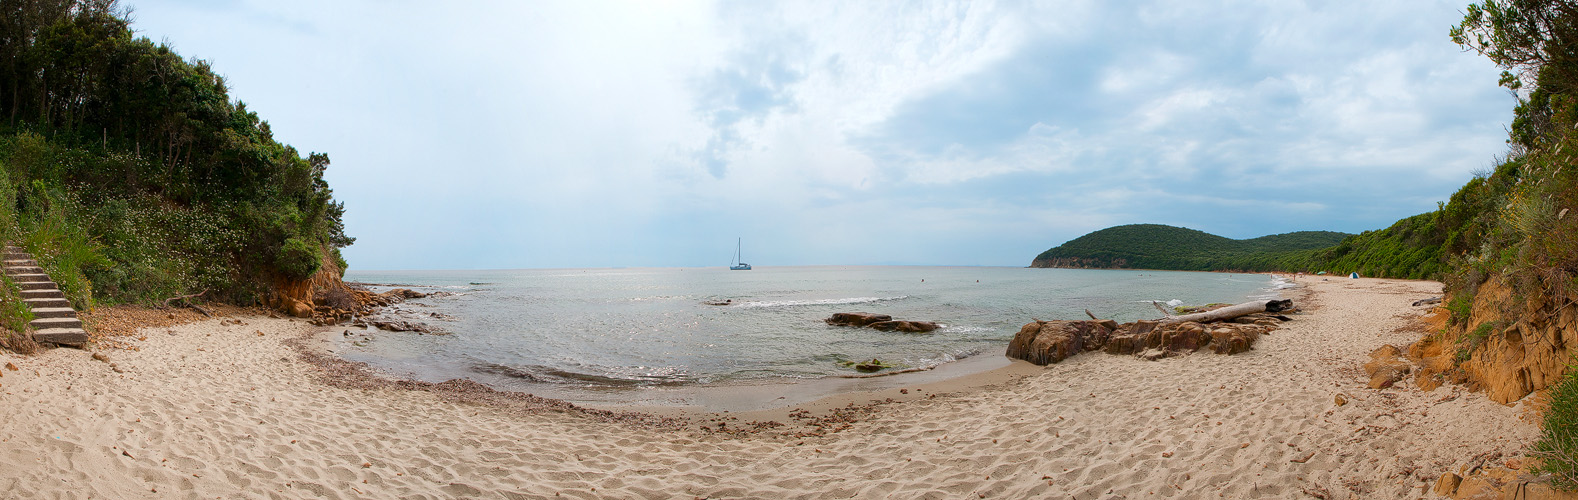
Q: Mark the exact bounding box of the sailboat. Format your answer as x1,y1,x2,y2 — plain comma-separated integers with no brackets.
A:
729,238,752,270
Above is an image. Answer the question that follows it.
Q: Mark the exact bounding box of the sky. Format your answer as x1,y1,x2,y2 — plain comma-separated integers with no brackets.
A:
126,0,1515,270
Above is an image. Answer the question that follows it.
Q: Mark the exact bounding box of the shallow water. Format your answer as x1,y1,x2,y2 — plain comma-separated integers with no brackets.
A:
336,266,1287,405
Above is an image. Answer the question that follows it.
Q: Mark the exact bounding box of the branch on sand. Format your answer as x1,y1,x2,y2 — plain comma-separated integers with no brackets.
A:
160,290,212,317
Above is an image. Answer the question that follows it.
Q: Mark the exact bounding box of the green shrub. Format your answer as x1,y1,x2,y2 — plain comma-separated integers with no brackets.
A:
275,238,321,280
1447,293,1475,326
1455,322,1496,363
20,183,110,311
1530,363,1578,490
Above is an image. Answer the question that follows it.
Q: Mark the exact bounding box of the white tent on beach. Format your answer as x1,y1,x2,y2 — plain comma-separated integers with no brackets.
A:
1349,272,1360,279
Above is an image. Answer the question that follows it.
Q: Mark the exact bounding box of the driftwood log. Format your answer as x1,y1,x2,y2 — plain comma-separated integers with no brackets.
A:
1153,299,1293,323
161,289,212,317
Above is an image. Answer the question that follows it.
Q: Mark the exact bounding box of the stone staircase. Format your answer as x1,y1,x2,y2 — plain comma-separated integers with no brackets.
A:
4,245,87,347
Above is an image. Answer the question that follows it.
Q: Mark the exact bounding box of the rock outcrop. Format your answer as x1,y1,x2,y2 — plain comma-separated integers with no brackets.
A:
826,312,892,327
1363,345,1411,389
1415,280,1578,404
826,313,941,333
1007,314,1281,366
868,320,941,333
1006,320,1116,365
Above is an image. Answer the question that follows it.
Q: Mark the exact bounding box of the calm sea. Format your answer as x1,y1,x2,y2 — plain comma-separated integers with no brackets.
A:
336,266,1289,406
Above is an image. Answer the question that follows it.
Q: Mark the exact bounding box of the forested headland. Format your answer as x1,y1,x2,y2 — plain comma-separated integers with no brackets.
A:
0,0,352,349
1029,224,1350,272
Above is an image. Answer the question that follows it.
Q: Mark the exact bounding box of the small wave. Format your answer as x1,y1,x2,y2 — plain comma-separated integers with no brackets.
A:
471,362,693,387
833,349,982,379
733,296,908,309
940,325,991,334
628,295,687,302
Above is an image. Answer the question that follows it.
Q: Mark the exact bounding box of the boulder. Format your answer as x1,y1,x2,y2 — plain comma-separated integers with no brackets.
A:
391,288,428,299
1160,322,1213,352
1210,324,1266,354
868,320,941,333
1006,320,1116,365
285,298,313,318
1432,472,1461,497
1364,345,1411,389
825,312,893,327
1105,321,1160,355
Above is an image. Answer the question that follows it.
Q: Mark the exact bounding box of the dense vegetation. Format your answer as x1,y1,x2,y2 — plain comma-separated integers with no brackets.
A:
0,0,352,321
1448,0,1578,487
1029,224,1350,272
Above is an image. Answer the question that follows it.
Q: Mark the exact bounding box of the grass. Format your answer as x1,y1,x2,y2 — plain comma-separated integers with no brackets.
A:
1455,322,1497,363
1530,361,1578,490
0,269,37,354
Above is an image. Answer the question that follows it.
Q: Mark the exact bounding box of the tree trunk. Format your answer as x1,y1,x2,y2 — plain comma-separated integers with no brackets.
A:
1156,299,1293,323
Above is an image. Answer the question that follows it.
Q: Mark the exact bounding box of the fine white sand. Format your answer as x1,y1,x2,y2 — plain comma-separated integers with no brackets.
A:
0,276,1539,498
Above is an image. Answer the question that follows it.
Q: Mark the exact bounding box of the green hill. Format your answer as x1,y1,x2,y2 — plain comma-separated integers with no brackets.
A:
1030,224,1351,271
0,2,352,323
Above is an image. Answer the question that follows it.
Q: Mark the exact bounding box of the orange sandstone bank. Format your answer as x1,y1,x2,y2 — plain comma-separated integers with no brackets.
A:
0,277,1538,498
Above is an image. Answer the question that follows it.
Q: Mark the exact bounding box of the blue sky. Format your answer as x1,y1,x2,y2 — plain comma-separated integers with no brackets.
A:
128,0,1513,270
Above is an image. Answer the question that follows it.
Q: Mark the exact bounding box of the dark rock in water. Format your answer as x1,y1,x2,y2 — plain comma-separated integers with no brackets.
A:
825,312,893,327
702,299,733,306
368,319,440,334
827,313,943,333
868,320,941,333
390,288,427,299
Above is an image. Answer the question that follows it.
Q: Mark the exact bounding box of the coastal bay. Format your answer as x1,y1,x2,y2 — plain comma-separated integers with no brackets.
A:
0,276,1534,498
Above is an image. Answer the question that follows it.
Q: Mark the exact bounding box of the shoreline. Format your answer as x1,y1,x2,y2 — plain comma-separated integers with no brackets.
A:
334,268,1293,413
0,274,1540,497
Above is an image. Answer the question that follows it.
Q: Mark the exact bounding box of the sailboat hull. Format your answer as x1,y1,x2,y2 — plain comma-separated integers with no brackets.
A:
730,264,751,270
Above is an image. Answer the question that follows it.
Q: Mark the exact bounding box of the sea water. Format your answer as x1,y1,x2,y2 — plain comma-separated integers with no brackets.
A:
336,266,1289,407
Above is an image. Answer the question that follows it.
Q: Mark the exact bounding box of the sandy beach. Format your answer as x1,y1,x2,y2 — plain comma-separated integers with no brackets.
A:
0,276,1539,498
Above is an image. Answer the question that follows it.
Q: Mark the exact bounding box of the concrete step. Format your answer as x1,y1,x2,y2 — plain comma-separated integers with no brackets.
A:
30,317,81,330
33,328,86,347
3,253,29,261
3,259,36,266
10,273,51,283
21,289,64,300
30,307,76,319
24,297,71,308
4,266,43,275
18,281,55,291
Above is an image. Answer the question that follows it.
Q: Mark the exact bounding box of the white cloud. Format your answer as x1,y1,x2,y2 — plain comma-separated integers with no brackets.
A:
126,0,1515,268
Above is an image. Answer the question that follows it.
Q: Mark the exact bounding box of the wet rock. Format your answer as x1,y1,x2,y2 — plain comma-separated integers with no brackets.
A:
825,312,892,327
390,288,427,299
867,320,940,333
